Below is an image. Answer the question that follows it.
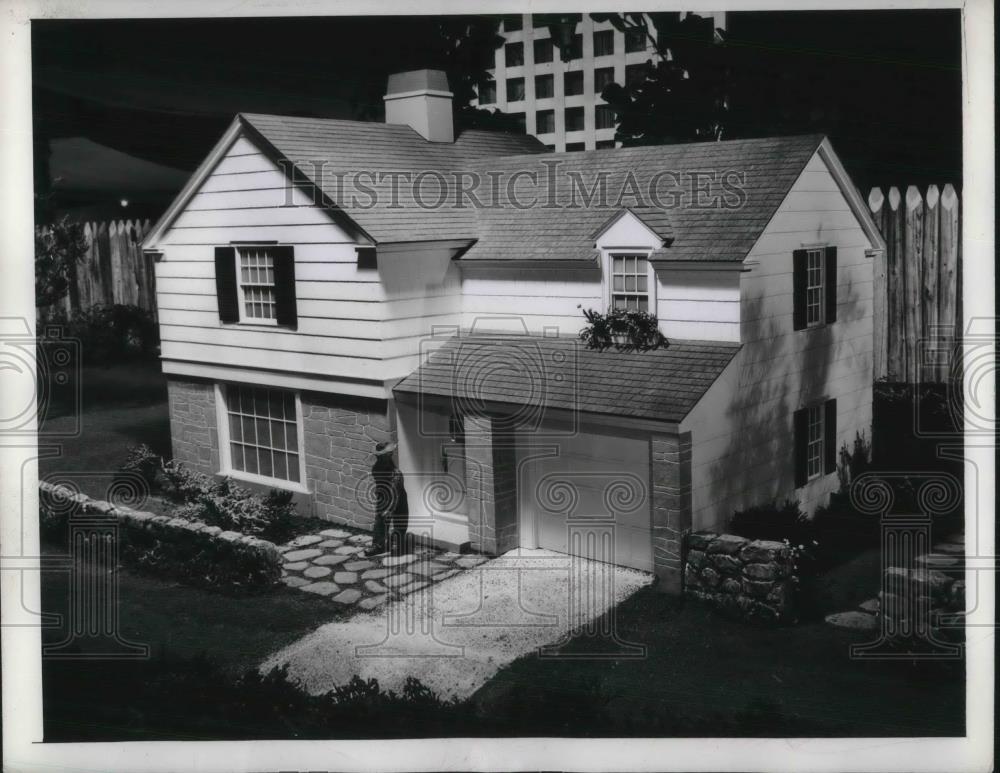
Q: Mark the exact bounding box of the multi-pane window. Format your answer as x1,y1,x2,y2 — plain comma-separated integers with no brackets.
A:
535,74,554,99
507,77,526,102
596,104,615,130
565,142,586,152
536,109,555,134
593,29,615,57
595,139,616,149
565,106,585,132
566,33,583,60
624,27,647,53
478,80,497,105
564,71,584,96
806,248,825,326
238,247,277,322
806,403,824,480
533,38,554,64
509,112,526,131
226,385,301,483
611,255,649,311
594,66,616,94
502,14,522,32
625,63,647,89
505,42,524,67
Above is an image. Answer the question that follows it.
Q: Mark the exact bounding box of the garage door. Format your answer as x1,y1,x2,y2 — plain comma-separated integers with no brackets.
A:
518,428,652,572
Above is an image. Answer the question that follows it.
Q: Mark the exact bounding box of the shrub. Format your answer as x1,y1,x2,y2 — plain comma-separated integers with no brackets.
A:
121,445,298,544
578,307,668,351
39,304,159,366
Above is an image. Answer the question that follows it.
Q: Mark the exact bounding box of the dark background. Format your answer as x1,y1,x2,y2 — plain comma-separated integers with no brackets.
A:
32,10,962,220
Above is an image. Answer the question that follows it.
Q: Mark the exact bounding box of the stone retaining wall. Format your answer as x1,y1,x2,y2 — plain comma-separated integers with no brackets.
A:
39,481,282,585
684,531,798,624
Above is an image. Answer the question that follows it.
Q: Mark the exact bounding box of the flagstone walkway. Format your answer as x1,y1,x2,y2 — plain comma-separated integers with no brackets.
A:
279,528,488,611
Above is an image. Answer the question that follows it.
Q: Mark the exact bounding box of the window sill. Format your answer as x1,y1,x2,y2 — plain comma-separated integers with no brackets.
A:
219,469,311,495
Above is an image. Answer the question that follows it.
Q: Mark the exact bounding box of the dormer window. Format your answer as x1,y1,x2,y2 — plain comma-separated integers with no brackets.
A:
610,254,650,311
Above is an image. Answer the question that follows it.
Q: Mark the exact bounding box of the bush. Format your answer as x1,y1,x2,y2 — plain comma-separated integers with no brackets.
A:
121,444,297,544
578,307,668,351
39,303,159,366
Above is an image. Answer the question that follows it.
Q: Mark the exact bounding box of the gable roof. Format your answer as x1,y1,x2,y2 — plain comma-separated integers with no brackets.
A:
394,334,741,424
147,117,885,258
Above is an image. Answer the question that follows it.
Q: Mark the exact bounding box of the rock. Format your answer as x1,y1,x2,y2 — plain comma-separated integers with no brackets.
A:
361,568,392,580
879,591,905,620
686,549,706,570
282,576,310,588
318,539,344,548
915,554,964,574
359,594,388,611
700,567,720,588
332,588,362,605
687,532,716,551
744,562,781,581
289,534,323,547
398,580,429,595
283,561,308,572
383,554,417,567
408,562,448,577
884,566,910,594
303,566,332,579
721,578,742,594
344,560,375,572
932,541,965,556
684,565,701,588
365,580,388,594
284,548,323,562
711,554,743,574
744,579,774,599
431,569,459,582
706,534,747,555
347,534,372,545
314,554,350,567
383,573,414,589
436,552,461,561
334,545,364,555
333,571,358,585
319,528,351,539
766,580,792,609
825,611,879,631
858,598,880,615
909,569,954,601
278,544,295,553
301,581,340,596
455,555,488,569
741,539,789,564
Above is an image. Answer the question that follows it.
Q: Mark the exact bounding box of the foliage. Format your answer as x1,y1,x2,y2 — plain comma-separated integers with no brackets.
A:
578,12,730,144
578,307,668,352
121,444,297,544
35,218,88,308
39,304,159,366
836,431,872,494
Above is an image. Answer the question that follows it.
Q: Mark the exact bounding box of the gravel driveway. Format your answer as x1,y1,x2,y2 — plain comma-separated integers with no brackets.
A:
262,548,653,700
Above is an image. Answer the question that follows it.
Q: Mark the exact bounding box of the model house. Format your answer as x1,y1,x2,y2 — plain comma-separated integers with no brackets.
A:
143,69,882,593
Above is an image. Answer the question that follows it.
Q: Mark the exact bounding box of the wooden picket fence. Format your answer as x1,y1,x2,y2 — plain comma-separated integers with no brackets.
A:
868,184,960,384
39,219,157,322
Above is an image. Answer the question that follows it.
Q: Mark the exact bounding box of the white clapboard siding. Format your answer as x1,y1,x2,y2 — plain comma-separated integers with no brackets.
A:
163,223,364,246
187,187,322,211
157,308,383,340
170,205,341,230
681,148,876,529
162,243,358,263
160,341,385,380
156,260,378,284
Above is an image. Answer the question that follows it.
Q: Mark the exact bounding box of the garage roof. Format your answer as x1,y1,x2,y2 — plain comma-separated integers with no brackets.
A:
394,334,741,424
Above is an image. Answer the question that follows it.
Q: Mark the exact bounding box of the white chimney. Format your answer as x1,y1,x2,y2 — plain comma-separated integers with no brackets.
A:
384,69,454,143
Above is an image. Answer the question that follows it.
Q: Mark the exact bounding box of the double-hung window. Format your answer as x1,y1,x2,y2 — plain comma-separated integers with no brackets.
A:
806,403,824,480
794,399,837,487
805,248,824,326
224,384,302,484
610,254,650,312
237,247,278,323
792,245,837,330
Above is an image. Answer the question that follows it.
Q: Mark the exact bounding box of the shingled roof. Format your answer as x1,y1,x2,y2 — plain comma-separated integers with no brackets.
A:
394,334,741,424
217,117,830,262
239,113,548,243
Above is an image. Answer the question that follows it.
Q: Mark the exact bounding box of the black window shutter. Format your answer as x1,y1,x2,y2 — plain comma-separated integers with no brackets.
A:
824,398,838,474
793,407,808,488
272,246,298,328
825,246,838,324
214,247,239,323
792,249,808,330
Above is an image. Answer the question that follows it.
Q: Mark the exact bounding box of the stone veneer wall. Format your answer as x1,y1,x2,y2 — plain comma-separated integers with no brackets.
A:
684,532,797,624
167,379,220,476
166,377,396,529
301,392,394,528
463,415,518,555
